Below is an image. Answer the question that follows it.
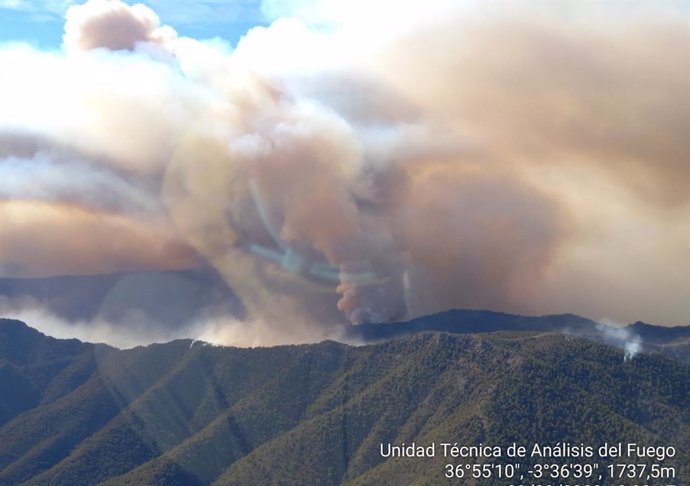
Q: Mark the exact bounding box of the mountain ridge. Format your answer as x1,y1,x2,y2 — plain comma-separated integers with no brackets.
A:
346,308,690,364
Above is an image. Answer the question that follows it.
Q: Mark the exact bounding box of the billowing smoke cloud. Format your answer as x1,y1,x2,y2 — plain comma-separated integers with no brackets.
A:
64,0,177,52
0,0,688,345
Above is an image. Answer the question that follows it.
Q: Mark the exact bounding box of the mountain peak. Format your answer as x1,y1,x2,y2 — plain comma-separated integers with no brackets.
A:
0,317,44,340
0,318,95,367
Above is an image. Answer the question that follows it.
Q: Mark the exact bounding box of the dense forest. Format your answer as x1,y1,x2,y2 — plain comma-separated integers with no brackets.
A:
1,318,688,485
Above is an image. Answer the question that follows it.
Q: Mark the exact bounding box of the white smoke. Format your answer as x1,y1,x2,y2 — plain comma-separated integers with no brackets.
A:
596,319,643,362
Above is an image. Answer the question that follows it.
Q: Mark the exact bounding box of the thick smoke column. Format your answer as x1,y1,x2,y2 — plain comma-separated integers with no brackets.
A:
0,0,688,345
161,90,408,328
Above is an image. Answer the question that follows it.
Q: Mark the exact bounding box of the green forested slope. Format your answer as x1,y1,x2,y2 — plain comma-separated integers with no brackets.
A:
0,319,688,485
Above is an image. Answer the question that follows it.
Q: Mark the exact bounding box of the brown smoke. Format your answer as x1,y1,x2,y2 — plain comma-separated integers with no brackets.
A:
370,10,689,207
64,0,176,52
0,200,197,277
0,0,687,346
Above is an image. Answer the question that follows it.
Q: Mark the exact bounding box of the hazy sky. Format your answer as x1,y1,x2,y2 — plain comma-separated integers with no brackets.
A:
0,0,688,345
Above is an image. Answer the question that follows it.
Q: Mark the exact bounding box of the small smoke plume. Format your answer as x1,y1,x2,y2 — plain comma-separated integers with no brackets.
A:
0,0,688,346
596,320,643,362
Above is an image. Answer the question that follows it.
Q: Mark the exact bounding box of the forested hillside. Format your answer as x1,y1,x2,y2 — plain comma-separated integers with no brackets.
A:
1,318,688,485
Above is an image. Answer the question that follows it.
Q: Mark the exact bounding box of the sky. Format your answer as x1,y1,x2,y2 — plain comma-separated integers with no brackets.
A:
0,0,688,346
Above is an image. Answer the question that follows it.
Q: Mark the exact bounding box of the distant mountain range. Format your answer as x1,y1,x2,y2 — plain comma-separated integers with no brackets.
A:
0,268,243,331
2,269,688,362
1,315,688,485
348,309,690,364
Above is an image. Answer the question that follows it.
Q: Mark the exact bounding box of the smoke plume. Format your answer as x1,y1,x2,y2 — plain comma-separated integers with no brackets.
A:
0,0,687,345
596,320,643,362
